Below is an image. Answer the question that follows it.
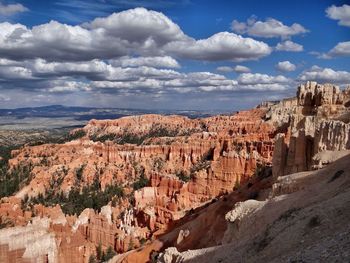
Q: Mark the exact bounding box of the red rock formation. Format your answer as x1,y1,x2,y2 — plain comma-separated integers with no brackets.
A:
0,99,277,262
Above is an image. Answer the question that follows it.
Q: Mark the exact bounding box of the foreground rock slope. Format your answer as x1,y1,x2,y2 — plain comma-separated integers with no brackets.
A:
156,154,350,262
0,81,349,263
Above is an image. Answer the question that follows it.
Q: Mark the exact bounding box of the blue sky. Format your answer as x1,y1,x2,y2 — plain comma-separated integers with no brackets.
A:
0,0,349,110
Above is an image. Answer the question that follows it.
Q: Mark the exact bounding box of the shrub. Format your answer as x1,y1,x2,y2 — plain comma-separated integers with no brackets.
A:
133,175,149,190
307,215,321,228
103,246,116,261
254,163,272,179
25,176,124,216
0,146,15,165
117,133,144,145
75,164,86,181
152,158,164,171
140,238,147,245
233,179,240,190
0,164,33,198
67,130,86,141
175,170,191,182
88,255,97,263
96,242,103,261
90,133,118,143
190,160,210,176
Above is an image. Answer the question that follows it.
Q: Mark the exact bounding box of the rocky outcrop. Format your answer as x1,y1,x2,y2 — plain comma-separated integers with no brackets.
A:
0,218,58,263
0,197,149,262
314,120,350,151
272,81,350,177
81,114,203,140
297,81,343,108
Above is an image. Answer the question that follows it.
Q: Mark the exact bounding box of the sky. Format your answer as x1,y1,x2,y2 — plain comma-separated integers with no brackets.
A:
0,0,349,110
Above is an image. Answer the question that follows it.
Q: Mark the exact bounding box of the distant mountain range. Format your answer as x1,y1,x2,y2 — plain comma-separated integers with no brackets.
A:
0,105,228,121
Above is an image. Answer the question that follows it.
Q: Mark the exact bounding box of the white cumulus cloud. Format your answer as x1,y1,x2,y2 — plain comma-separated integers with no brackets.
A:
0,2,28,16
110,56,180,68
299,66,350,84
234,65,251,73
315,41,350,59
216,65,251,74
166,32,271,61
327,41,350,58
326,4,350,27
276,61,296,72
0,8,271,63
237,73,290,85
276,40,303,52
216,66,233,72
231,17,308,38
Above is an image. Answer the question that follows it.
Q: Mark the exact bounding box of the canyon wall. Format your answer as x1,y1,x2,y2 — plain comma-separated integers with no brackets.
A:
272,81,350,177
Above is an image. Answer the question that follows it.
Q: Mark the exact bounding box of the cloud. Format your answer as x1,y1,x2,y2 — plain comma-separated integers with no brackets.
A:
0,8,271,62
326,41,350,58
90,71,289,93
45,80,91,93
235,72,293,92
275,40,303,52
0,1,28,16
0,58,20,66
216,66,233,72
2,9,181,61
0,8,296,108
236,83,290,91
0,21,116,61
326,4,350,27
88,71,239,93
231,17,308,38
328,41,350,57
234,65,251,73
0,65,32,79
217,65,251,73
314,41,350,59
276,61,296,72
237,73,290,85
0,57,185,91
0,94,10,101
216,65,251,74
28,59,182,81
110,56,180,68
86,7,186,45
299,66,350,84
0,58,294,109
166,32,271,61
0,55,291,96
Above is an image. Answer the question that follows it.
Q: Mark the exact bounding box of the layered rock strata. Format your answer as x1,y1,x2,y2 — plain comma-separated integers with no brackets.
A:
271,81,350,177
